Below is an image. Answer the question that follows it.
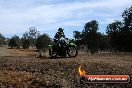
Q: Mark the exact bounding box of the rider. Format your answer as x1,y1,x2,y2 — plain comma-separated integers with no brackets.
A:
54,28,65,44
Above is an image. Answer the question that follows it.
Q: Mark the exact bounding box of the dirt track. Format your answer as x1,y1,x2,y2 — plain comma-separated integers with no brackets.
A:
0,47,11,56
0,47,37,56
0,47,132,88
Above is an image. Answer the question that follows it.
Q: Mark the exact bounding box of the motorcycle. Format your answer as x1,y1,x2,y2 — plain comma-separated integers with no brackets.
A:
49,38,78,58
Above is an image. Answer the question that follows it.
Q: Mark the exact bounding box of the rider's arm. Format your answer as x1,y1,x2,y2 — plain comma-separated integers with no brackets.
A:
62,32,65,38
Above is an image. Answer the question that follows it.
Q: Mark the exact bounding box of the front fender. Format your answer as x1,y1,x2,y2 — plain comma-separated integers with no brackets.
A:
49,44,53,48
69,43,77,47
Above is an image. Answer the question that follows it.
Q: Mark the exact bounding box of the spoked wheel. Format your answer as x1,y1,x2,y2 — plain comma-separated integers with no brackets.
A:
49,48,57,58
68,46,78,57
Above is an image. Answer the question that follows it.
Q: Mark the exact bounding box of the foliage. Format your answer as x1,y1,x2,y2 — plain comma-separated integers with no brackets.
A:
73,31,81,40
82,20,99,54
121,6,132,52
8,35,21,49
21,38,30,49
0,33,5,46
106,6,132,52
12,35,21,49
28,27,40,47
106,20,123,52
36,33,51,50
21,33,30,49
73,31,83,48
21,27,40,49
97,32,111,52
8,38,17,48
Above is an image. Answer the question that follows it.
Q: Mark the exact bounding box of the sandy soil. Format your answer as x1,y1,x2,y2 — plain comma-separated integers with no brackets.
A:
0,47,132,88
0,47,12,56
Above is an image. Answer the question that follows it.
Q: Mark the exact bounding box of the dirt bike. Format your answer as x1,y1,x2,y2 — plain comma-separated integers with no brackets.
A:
49,38,78,58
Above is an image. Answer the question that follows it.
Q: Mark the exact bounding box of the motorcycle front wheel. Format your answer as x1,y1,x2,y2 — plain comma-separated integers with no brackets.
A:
68,46,78,57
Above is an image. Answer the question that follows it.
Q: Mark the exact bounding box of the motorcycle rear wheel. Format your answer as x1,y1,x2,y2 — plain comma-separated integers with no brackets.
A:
49,48,57,58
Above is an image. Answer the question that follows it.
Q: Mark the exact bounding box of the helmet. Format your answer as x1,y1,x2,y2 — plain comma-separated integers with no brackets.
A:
58,28,64,32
